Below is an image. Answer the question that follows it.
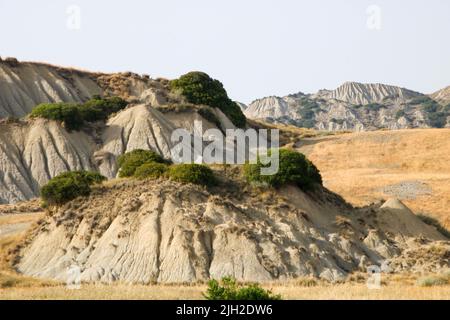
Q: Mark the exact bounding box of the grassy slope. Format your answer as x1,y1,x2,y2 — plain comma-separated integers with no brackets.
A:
297,128,450,228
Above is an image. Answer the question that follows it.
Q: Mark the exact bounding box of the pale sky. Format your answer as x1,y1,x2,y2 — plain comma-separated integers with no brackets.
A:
1,0,449,103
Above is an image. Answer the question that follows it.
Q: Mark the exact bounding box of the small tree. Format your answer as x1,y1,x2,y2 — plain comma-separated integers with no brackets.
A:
244,149,322,190
170,72,246,128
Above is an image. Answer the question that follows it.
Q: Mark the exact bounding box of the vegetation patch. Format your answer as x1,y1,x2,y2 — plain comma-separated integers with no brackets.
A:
134,162,169,180
117,149,169,178
168,164,217,187
40,171,106,205
170,72,246,128
244,149,322,190
204,277,281,300
416,274,449,287
30,96,127,131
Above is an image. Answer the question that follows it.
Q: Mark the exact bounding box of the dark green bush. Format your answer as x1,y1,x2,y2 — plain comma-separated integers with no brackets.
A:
168,164,217,186
30,96,128,130
78,96,128,122
134,162,169,180
204,277,281,300
55,171,107,185
244,149,322,190
117,149,168,178
40,171,106,205
170,72,246,128
30,103,84,131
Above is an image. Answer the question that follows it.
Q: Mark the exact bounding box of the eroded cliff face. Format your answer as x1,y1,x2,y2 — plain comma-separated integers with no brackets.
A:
0,60,239,204
0,61,102,118
16,179,449,284
245,82,450,131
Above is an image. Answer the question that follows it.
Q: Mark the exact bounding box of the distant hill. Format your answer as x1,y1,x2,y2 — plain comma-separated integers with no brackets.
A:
244,82,450,131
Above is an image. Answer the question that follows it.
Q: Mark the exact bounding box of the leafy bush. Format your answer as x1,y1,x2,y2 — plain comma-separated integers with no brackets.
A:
170,72,246,128
168,164,217,186
417,214,450,239
78,96,128,122
117,149,168,178
204,277,281,300
134,162,169,180
40,171,106,205
30,96,127,131
409,96,434,105
30,103,84,131
244,149,322,190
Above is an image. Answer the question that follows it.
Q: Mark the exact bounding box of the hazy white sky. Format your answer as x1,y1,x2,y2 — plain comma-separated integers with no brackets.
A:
1,0,449,103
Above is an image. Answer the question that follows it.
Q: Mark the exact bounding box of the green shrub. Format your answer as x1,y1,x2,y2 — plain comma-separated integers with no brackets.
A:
244,149,322,190
168,164,217,186
30,96,128,131
78,96,128,122
134,162,169,180
40,171,106,205
117,149,168,178
170,72,246,128
30,103,84,131
204,277,281,300
417,214,450,239
55,171,107,185
416,275,449,287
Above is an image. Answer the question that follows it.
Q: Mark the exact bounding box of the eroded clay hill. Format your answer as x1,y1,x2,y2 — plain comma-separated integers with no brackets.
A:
0,60,238,204
16,174,449,284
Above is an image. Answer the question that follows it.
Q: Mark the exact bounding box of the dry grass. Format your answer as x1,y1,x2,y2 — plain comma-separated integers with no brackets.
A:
0,280,448,300
297,128,450,229
0,213,43,227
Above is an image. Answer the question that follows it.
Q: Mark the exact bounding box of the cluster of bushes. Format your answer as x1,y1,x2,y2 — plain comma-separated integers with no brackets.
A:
204,277,281,300
117,149,217,187
244,149,322,190
169,72,246,128
40,171,106,205
30,96,127,131
117,149,169,178
406,96,449,128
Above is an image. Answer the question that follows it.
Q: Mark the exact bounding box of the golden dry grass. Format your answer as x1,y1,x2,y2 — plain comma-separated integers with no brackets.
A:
0,281,449,300
297,128,450,228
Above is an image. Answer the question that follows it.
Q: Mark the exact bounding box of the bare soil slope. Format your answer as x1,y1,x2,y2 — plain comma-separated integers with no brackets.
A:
15,172,449,284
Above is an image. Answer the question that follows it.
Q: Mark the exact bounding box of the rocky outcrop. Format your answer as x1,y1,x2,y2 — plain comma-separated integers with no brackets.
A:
16,180,449,284
430,86,450,106
317,82,420,105
245,82,449,131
